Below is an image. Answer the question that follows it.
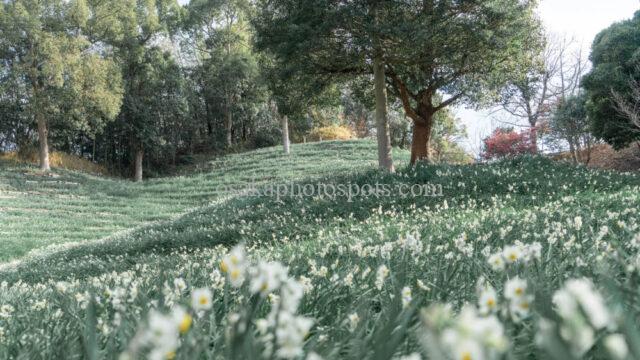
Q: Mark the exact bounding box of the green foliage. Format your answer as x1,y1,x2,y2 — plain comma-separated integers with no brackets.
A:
254,0,542,134
430,109,473,164
184,0,268,151
547,93,595,155
0,0,124,148
583,11,640,149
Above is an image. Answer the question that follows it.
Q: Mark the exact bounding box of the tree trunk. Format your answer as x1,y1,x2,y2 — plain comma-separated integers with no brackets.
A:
36,113,50,172
134,148,143,182
400,129,407,149
282,115,290,155
585,136,592,165
410,120,432,165
225,93,233,148
373,52,394,172
529,125,538,154
568,139,577,164
225,113,232,148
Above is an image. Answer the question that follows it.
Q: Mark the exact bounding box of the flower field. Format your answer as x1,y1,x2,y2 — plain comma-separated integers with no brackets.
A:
1,142,640,359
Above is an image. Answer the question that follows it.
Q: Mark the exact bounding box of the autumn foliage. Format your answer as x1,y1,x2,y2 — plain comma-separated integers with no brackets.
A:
482,127,537,160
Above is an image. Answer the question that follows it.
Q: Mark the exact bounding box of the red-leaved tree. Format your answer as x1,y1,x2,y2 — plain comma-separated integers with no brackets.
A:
482,127,537,160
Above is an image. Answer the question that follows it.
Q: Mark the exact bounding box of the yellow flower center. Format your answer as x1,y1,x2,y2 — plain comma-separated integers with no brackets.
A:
515,287,523,296
230,269,240,280
509,254,517,261
220,260,228,273
166,351,176,360
519,301,530,310
199,296,209,305
261,282,269,292
461,351,472,360
179,314,192,334
487,298,496,307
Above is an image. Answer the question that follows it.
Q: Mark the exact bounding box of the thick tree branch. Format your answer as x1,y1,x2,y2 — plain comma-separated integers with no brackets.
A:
434,93,464,112
387,68,424,125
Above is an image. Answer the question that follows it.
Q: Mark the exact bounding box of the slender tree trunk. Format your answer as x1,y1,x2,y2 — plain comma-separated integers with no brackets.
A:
410,119,432,165
225,110,232,148
282,115,290,155
373,52,394,172
529,125,538,154
242,122,247,142
575,137,582,163
36,112,50,172
568,139,577,164
134,147,143,182
400,129,407,149
225,90,233,148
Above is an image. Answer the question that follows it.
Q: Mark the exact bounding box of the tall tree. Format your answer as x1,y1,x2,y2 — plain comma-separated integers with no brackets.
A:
583,11,640,150
254,0,396,171
500,35,587,152
255,0,541,166
0,0,123,171
85,0,182,180
185,0,263,150
548,92,595,164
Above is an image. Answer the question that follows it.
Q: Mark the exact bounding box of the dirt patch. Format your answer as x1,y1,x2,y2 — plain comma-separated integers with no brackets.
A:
552,143,640,172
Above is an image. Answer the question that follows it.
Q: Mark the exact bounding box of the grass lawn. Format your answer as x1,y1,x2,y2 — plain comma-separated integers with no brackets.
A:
0,140,404,262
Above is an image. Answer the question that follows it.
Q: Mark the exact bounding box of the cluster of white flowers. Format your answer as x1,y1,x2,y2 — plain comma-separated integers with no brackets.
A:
217,246,314,359
477,282,498,315
548,278,618,357
423,304,508,360
145,307,193,360
219,245,247,287
476,276,532,322
453,232,474,257
0,304,14,319
375,265,389,291
504,277,532,322
487,242,542,271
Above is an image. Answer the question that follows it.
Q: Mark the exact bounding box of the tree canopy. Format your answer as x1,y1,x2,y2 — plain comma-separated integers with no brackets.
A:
255,0,542,164
583,11,640,149
0,0,123,171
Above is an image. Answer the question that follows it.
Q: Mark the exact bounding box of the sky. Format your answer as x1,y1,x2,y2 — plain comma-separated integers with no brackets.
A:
456,0,640,155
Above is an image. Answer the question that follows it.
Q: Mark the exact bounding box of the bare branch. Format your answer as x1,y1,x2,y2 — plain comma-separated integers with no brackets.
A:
611,79,640,133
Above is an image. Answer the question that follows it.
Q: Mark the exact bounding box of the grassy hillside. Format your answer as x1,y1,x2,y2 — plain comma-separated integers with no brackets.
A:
1,143,640,359
0,140,402,262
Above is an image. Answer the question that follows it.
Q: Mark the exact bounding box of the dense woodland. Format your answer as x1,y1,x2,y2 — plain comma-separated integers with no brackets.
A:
1,0,639,180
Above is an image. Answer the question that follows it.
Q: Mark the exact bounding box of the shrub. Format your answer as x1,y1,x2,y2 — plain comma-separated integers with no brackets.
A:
0,150,109,175
251,128,282,149
482,127,536,160
308,125,354,142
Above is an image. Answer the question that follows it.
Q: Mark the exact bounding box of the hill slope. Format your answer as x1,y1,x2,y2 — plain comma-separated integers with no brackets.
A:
1,143,640,359
0,140,402,262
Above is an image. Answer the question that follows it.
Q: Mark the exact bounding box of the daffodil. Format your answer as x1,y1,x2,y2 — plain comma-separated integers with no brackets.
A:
191,288,213,312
